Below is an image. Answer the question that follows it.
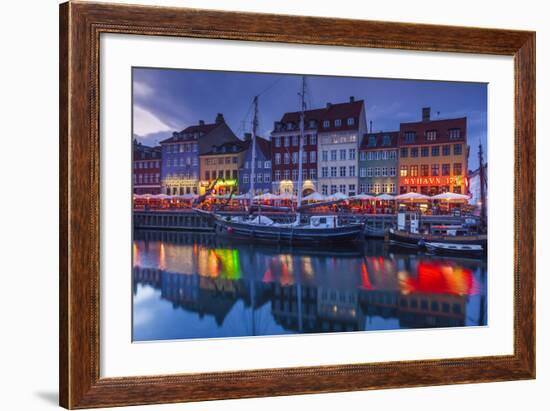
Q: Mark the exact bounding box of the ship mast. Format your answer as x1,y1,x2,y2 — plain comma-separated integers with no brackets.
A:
295,76,306,225
250,96,258,205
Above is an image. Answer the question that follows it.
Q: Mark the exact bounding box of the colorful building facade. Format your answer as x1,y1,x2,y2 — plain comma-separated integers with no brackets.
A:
199,140,249,195
398,108,468,195
317,98,367,197
159,114,238,195
238,134,272,194
358,131,399,195
133,141,162,194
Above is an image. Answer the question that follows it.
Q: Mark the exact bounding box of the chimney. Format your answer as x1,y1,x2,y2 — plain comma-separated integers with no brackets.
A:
369,120,373,133
215,113,225,124
244,132,252,141
326,102,332,109
422,107,431,122
349,96,355,103
199,120,205,126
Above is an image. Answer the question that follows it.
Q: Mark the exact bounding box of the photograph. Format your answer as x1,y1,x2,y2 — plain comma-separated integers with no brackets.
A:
131,68,488,342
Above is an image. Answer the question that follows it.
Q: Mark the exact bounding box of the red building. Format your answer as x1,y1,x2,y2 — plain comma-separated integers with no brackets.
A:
133,140,162,194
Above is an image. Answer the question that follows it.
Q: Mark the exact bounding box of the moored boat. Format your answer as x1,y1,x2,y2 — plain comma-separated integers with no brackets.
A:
386,227,487,249
425,242,484,258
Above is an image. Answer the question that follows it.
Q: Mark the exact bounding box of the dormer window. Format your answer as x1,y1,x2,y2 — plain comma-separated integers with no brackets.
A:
309,120,316,128
383,135,391,146
347,117,355,126
287,123,293,131
368,136,377,147
449,128,461,139
335,119,342,127
404,131,416,143
232,145,237,152
426,130,437,141
323,120,330,128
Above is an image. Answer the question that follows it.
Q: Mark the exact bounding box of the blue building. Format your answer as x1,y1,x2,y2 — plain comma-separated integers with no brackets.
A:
238,134,272,195
159,113,238,195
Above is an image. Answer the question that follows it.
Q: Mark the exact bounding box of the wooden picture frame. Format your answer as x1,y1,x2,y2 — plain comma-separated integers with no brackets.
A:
59,1,535,408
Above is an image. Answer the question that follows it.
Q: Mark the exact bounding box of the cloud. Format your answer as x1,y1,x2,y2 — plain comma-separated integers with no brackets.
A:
133,80,154,98
133,105,173,136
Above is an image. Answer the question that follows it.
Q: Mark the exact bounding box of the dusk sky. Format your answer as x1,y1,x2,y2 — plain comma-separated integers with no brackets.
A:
133,67,487,170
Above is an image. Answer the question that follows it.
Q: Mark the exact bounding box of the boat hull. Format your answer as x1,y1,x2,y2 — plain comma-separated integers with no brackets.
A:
386,228,487,249
213,217,364,244
426,243,484,258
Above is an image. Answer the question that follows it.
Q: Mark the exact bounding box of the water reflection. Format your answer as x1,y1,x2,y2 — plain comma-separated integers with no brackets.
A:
132,230,487,341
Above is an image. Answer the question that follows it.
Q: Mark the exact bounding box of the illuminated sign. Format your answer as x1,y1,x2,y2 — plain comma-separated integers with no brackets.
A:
401,176,463,186
200,179,238,187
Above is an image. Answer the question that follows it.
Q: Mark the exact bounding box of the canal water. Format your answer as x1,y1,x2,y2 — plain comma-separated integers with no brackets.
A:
133,230,487,342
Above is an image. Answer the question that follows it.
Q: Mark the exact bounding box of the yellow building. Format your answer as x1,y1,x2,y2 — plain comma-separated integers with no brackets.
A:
199,140,248,195
398,108,468,195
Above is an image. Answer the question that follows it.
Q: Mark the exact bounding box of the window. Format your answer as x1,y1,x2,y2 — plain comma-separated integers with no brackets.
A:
265,160,271,168
400,148,408,158
348,184,356,196
284,153,290,164
292,169,298,181
349,148,356,160
212,170,217,179
426,130,437,141
339,184,346,194
323,120,330,128
454,144,463,155
367,152,374,160
287,123,294,131
389,167,396,177
322,150,328,162
309,169,317,179
292,135,299,146
321,167,328,178
404,131,416,143
381,183,387,193
374,167,381,177
330,167,337,177
284,136,290,147
335,119,342,127
330,185,337,194
389,183,396,193
243,174,249,183
310,151,316,163
360,167,367,177
359,184,366,194
244,161,249,169
359,151,367,161
389,150,397,160
339,166,346,177
368,136,377,147
322,185,328,195
432,146,440,156
274,136,281,147
442,145,451,156
421,164,429,176
347,117,354,126
411,147,418,157
257,173,263,183
330,150,337,161
275,170,281,181
449,128,461,139
381,167,388,177
302,170,308,181
292,152,298,164
382,135,391,146
453,163,463,176
431,164,439,176
349,166,356,177
442,163,451,176
367,167,373,177
340,149,346,161
410,165,418,177
421,146,429,157
275,153,281,165
310,135,317,145
374,184,380,194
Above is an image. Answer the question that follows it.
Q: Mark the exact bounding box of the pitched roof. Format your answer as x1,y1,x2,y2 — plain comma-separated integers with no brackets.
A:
159,122,220,144
274,100,364,133
254,136,271,158
360,131,399,150
201,139,250,156
133,142,162,159
399,117,467,145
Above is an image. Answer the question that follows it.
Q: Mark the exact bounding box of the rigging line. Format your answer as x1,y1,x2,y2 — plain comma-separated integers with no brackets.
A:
256,77,284,98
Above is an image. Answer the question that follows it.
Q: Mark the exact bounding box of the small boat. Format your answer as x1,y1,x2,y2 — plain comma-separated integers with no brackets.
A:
426,242,484,258
386,227,487,248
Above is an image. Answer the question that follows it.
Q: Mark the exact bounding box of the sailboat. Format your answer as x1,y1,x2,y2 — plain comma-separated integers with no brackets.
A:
208,77,364,244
